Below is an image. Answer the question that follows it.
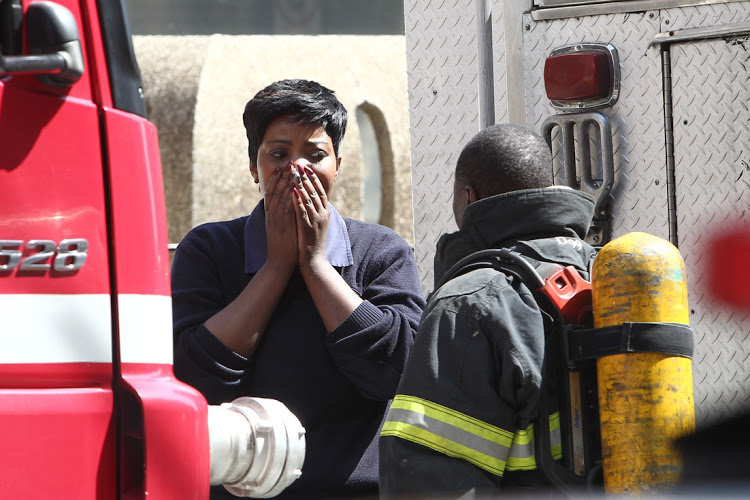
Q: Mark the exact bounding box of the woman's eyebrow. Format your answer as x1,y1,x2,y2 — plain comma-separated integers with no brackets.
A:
265,139,330,146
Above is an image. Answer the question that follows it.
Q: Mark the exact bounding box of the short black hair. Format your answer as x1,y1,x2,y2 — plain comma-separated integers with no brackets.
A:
455,123,553,197
242,79,348,163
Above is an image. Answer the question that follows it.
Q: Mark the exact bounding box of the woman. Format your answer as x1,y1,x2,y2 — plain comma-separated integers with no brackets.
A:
171,79,425,499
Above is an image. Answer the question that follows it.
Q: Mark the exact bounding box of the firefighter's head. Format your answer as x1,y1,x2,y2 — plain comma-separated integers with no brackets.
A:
452,124,553,227
243,79,347,197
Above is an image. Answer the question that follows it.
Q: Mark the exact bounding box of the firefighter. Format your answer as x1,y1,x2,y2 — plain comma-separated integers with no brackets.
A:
379,124,596,497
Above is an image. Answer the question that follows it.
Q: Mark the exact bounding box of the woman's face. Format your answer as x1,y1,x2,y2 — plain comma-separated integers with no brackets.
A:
251,115,340,197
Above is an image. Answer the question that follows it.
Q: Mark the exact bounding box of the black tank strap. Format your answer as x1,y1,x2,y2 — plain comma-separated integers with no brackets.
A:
568,322,694,361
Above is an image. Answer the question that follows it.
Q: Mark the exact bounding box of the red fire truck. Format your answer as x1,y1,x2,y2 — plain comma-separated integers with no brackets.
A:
0,1,304,498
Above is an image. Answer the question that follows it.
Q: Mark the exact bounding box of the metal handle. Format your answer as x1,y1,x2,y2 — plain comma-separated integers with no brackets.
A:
541,112,615,216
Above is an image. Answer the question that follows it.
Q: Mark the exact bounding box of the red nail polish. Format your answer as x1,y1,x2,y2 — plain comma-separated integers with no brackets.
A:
304,166,314,176
274,167,281,175
293,187,300,198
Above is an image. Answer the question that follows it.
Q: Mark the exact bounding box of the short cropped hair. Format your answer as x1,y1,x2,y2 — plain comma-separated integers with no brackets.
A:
455,124,553,197
243,79,348,163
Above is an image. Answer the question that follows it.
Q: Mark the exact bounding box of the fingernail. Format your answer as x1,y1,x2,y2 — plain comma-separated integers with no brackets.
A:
292,170,301,184
293,187,300,198
304,166,314,176
274,167,281,175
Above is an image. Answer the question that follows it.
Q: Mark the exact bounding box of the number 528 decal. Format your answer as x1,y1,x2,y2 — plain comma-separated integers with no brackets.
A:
0,239,88,272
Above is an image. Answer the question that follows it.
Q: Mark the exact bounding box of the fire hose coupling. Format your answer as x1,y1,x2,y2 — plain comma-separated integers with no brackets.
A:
208,397,306,498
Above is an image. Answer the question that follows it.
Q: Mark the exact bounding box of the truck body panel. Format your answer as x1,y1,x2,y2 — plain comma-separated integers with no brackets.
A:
0,1,209,497
0,2,117,496
405,0,750,426
1,388,117,498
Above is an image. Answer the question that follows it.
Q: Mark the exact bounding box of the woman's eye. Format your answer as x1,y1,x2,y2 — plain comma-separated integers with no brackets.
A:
269,150,286,158
310,150,327,159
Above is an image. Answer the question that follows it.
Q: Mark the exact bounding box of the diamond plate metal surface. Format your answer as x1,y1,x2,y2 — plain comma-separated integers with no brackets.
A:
406,1,750,426
524,5,750,426
523,11,669,242
665,1,750,30
405,0,485,292
670,35,750,425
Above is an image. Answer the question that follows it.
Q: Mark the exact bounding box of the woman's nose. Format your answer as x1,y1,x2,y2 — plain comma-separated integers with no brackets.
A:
291,157,312,168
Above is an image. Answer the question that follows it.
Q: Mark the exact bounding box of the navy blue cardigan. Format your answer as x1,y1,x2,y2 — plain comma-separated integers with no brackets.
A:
171,206,425,499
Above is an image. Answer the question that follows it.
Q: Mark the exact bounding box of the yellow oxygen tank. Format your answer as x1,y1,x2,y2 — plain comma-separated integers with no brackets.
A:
592,232,695,494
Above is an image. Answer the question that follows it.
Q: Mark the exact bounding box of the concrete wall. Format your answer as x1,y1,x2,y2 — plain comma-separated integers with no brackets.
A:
132,35,414,247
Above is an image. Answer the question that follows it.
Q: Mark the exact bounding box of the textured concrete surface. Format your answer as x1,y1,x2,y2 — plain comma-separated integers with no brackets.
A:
134,35,414,246
132,36,210,245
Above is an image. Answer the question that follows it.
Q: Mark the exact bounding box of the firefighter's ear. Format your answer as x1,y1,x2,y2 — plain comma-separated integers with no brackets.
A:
453,184,477,228
464,185,479,205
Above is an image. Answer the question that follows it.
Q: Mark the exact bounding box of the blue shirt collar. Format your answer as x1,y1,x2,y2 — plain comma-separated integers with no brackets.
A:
244,200,353,273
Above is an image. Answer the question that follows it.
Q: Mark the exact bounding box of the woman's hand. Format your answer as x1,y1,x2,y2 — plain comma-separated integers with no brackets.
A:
264,161,298,276
292,163,330,274
203,162,298,358
292,162,363,332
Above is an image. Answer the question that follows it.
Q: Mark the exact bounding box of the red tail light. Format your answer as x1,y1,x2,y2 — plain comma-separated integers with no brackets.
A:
707,227,750,310
543,43,619,110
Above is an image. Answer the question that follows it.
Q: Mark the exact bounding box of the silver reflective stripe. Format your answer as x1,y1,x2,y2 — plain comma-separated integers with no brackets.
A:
509,436,534,459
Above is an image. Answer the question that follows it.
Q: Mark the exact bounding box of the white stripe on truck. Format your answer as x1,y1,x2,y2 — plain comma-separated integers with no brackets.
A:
118,294,173,364
0,294,113,363
0,294,173,364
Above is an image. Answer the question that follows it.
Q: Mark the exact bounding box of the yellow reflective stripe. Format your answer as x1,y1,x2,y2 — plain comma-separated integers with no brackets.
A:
381,395,514,476
388,395,514,445
506,411,562,471
507,424,535,470
550,411,562,460
383,395,562,475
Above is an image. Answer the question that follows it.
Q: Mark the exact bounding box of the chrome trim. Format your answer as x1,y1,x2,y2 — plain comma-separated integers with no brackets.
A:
54,239,88,272
0,239,88,272
20,240,55,271
532,0,744,21
536,0,612,5
650,20,750,46
546,43,620,111
0,240,23,272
